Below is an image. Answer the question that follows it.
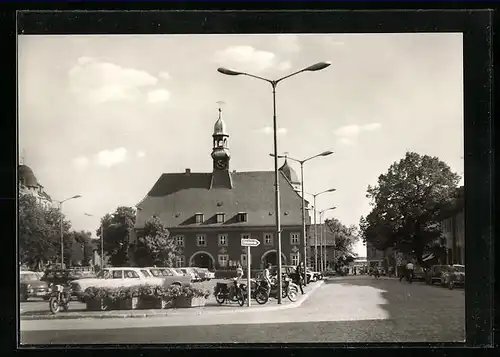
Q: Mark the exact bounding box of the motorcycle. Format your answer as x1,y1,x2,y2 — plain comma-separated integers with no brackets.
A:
240,279,271,305
214,279,245,306
266,275,299,302
48,284,72,314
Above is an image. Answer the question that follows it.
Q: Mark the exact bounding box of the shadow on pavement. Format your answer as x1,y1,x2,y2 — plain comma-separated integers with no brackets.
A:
324,277,465,342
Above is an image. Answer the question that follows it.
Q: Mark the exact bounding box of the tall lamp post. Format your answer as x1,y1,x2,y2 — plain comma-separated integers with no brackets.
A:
319,206,336,271
270,151,333,285
55,195,82,268
307,189,337,271
218,61,331,304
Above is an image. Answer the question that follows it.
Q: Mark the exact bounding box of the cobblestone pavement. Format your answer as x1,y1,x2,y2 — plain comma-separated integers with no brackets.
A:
20,276,465,344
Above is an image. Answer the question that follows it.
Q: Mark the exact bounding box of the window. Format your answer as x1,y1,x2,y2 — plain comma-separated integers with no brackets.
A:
290,253,300,266
216,213,225,223
218,234,228,246
197,234,206,247
195,213,204,223
237,212,248,222
140,269,151,277
264,233,273,245
175,235,185,247
218,254,229,268
290,232,300,245
124,270,140,279
241,233,250,240
112,270,123,279
176,255,185,268
241,254,247,266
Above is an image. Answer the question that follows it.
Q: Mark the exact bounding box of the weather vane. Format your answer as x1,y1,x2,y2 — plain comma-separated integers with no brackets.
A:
216,101,226,117
20,148,26,165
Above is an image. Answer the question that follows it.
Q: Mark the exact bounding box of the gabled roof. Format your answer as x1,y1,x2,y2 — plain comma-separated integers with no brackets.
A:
136,170,306,229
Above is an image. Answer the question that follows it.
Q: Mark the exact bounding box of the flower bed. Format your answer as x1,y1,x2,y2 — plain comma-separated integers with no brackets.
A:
83,284,210,311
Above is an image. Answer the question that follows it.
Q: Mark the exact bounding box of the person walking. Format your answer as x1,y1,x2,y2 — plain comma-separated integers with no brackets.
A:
263,263,273,294
236,263,243,280
406,260,414,283
295,261,306,294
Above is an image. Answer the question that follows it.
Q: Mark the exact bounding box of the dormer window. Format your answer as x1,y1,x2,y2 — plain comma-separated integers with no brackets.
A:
216,213,225,223
195,213,204,223
237,212,247,222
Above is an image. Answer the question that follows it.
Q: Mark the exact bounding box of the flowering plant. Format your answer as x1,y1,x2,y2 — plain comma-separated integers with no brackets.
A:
83,287,112,302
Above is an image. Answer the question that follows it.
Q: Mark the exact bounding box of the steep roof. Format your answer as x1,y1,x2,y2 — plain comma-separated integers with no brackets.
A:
136,170,307,229
279,159,300,185
19,165,39,187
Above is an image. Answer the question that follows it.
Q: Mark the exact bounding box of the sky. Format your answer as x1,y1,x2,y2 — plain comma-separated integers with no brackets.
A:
18,33,464,258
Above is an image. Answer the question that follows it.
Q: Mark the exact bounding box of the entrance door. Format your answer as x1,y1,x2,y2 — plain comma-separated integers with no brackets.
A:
192,253,213,270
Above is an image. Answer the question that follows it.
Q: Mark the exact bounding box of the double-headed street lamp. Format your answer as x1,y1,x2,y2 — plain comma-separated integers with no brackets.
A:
307,189,337,271
270,151,333,285
55,195,82,268
218,61,331,304
319,206,337,271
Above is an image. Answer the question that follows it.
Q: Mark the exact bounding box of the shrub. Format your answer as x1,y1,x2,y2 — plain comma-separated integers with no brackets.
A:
169,285,210,299
83,287,112,302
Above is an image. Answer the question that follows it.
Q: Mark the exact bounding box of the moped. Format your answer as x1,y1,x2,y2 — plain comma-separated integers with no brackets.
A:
48,284,72,314
214,279,245,306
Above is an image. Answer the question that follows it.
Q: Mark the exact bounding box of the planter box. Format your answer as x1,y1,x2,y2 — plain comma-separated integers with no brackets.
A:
86,298,111,311
118,297,138,310
138,297,172,309
175,296,207,308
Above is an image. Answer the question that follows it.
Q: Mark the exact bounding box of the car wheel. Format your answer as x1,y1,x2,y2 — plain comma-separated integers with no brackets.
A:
171,282,181,287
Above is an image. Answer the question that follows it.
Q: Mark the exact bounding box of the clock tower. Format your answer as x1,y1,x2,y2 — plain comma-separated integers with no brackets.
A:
211,107,230,172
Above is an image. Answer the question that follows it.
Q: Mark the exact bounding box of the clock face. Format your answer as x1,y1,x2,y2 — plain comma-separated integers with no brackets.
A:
216,160,226,169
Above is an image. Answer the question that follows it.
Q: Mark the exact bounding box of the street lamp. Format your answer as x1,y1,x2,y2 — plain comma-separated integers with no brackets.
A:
270,151,333,285
319,206,337,272
306,189,337,271
55,195,82,268
218,61,331,304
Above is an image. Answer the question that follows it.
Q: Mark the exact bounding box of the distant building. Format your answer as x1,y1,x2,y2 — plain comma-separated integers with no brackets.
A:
440,186,464,265
19,164,53,209
133,109,309,270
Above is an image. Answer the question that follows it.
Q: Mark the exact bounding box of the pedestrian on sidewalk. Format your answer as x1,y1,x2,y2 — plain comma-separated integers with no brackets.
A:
406,261,414,283
263,263,272,293
236,263,243,280
295,261,305,294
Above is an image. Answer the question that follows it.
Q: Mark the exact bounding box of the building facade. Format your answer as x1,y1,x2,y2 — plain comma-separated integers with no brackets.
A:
133,110,308,270
440,187,465,265
19,164,53,209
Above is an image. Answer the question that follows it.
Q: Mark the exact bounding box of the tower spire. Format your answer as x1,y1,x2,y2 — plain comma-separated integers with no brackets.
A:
20,149,26,165
216,100,225,120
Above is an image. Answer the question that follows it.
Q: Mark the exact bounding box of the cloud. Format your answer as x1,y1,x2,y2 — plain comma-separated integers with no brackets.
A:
136,150,146,158
261,126,287,135
276,61,292,71
68,57,158,103
334,122,382,145
276,35,301,53
95,147,128,167
72,155,89,170
214,46,277,73
158,71,170,80
147,89,170,103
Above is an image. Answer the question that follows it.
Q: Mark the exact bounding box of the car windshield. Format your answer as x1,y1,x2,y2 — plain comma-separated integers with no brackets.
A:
21,273,39,281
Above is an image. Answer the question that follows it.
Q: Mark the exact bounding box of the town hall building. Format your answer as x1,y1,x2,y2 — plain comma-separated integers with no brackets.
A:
133,109,309,270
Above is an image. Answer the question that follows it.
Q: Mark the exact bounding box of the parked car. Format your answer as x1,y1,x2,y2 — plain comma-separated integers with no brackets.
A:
441,264,465,290
413,266,426,281
425,265,450,285
69,267,164,300
145,267,192,286
179,267,202,282
20,271,51,301
193,267,215,281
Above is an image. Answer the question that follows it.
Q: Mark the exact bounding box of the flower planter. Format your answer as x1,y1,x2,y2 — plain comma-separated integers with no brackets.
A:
118,297,139,310
86,298,112,311
138,297,173,309
175,296,207,308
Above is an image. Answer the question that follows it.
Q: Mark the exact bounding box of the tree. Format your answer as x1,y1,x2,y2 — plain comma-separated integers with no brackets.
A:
133,216,179,267
324,218,359,265
360,152,460,263
96,206,136,267
66,230,94,266
19,194,71,270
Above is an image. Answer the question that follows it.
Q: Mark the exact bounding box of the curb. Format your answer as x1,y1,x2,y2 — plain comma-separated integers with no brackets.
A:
21,281,324,321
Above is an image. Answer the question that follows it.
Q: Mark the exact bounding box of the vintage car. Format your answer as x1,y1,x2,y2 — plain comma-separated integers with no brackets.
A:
20,271,51,301
179,267,202,282
441,264,465,290
425,265,450,285
145,267,192,286
69,267,165,300
193,267,215,281
412,266,426,281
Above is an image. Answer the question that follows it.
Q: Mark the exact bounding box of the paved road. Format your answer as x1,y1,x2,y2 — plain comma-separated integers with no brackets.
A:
20,277,465,344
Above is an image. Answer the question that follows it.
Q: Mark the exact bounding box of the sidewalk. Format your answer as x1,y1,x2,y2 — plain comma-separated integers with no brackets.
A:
21,280,324,320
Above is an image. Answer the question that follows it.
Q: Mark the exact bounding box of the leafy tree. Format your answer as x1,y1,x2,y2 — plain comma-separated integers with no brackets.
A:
324,218,359,265
133,216,179,267
19,194,71,270
66,230,94,266
360,152,460,263
96,206,136,267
